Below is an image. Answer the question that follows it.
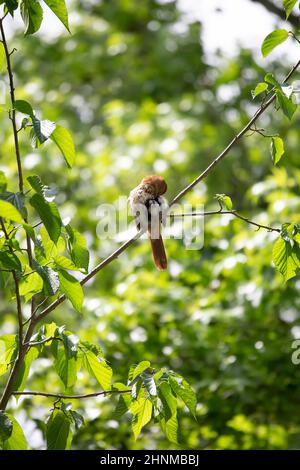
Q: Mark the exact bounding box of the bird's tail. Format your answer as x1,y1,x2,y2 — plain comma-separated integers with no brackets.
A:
149,231,167,271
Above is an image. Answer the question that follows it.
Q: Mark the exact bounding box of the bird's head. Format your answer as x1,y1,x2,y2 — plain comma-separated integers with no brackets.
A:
141,175,167,197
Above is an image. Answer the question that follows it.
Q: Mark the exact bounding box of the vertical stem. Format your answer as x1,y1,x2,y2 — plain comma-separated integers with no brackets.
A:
0,218,23,343
0,218,25,411
0,18,23,192
0,17,33,269
0,15,34,410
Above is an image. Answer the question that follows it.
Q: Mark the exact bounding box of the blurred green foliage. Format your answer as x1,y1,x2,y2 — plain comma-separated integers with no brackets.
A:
1,0,300,450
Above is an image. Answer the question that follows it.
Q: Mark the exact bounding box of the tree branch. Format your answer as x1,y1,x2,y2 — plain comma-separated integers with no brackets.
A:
0,16,33,271
0,217,26,412
24,336,58,347
249,0,300,28
170,209,281,233
0,19,23,193
226,211,280,232
12,389,132,400
0,15,34,411
0,218,23,341
170,58,300,206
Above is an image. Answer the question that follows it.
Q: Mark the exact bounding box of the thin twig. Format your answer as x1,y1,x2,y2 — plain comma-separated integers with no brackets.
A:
0,16,34,331
0,20,23,192
0,11,8,22
22,296,50,326
13,389,132,400
32,220,42,229
247,126,277,138
230,211,280,232
170,209,280,233
0,16,34,411
0,218,23,339
9,47,17,56
0,218,25,410
24,336,60,347
289,31,300,46
171,59,300,206
37,232,142,323
0,17,33,270
21,261,51,279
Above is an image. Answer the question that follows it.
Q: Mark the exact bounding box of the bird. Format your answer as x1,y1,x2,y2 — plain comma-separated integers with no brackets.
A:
129,175,168,271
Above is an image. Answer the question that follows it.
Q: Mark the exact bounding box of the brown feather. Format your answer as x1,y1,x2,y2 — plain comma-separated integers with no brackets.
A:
141,176,167,197
149,231,167,271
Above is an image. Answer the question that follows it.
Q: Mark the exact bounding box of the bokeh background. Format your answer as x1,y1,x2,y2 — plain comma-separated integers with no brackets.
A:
1,0,300,449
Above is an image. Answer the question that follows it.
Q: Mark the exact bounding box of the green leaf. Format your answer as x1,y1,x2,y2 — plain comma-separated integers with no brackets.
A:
276,90,297,120
79,340,104,357
251,82,268,99
27,175,54,201
223,196,233,211
54,255,83,271
13,346,39,392
27,174,45,196
113,382,131,418
0,43,5,71
283,0,297,18
0,191,26,217
169,374,197,417
46,409,72,450
66,225,89,272
141,370,157,397
82,349,112,390
20,0,44,35
0,335,17,376
158,382,178,443
31,116,56,145
23,223,36,241
131,360,151,381
0,251,21,271
2,0,18,15
30,193,62,243
50,125,76,168
272,232,300,281
69,410,84,430
43,0,70,32
0,171,7,192
264,72,281,88
54,347,77,389
19,269,43,301
38,226,62,260
261,29,289,57
14,99,34,116
37,321,58,343
0,200,23,223
0,412,13,441
33,260,60,296
131,397,153,440
0,416,27,450
58,270,84,312
61,332,79,359
215,193,233,211
21,117,30,130
131,378,142,399
270,136,285,165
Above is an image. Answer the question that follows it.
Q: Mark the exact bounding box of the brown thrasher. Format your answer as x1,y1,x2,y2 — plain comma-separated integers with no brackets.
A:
129,175,168,271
